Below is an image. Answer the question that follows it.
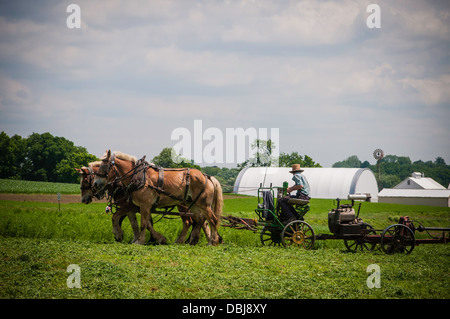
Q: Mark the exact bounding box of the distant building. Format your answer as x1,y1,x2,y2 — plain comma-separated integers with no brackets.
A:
233,167,379,201
378,172,450,207
393,172,446,190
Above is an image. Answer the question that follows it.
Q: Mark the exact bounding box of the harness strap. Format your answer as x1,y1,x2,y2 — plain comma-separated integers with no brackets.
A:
158,168,164,188
183,168,190,202
147,183,185,202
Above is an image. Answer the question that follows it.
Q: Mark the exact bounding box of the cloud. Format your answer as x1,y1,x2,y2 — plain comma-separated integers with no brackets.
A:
0,73,34,107
390,1,450,40
0,0,449,166
144,45,254,87
399,75,450,107
220,0,362,46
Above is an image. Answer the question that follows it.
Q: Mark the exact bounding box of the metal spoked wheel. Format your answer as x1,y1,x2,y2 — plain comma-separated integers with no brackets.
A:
381,224,416,254
260,226,282,246
344,223,377,253
281,220,315,249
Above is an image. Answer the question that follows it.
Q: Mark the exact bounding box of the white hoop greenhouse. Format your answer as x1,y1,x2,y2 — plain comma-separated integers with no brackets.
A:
233,167,379,201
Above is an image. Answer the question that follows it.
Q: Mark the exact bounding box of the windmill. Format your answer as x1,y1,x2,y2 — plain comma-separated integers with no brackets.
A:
373,149,384,190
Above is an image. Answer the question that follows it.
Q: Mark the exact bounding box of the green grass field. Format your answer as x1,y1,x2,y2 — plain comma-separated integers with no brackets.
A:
0,191,449,299
0,179,80,194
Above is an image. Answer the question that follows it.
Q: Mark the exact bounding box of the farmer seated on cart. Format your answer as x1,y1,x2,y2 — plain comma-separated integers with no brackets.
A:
279,164,311,223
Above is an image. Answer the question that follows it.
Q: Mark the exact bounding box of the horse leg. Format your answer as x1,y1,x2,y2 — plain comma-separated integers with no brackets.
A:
175,205,191,244
136,205,167,245
147,214,167,245
146,214,158,244
175,216,191,244
127,211,140,243
111,210,127,242
135,205,150,245
189,221,203,245
204,206,220,246
201,220,211,242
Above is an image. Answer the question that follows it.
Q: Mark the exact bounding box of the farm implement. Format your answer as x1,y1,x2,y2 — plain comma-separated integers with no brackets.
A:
222,185,315,249
221,185,450,254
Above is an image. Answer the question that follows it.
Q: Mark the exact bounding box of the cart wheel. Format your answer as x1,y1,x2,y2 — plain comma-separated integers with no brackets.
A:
344,223,377,253
381,224,415,254
260,226,282,246
281,220,315,249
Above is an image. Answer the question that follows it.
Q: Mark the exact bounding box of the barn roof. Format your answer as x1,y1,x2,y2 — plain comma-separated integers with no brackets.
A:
393,176,446,190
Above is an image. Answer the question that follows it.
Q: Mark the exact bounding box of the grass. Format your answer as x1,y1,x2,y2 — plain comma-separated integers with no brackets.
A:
0,179,80,194
0,196,449,299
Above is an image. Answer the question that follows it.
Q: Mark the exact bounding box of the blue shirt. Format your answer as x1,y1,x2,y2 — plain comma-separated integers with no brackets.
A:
292,173,310,197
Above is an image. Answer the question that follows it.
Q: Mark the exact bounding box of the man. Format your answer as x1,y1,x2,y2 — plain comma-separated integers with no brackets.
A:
278,164,311,223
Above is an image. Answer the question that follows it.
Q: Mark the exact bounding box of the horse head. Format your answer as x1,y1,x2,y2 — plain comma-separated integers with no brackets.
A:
76,162,101,204
93,149,138,199
93,150,113,199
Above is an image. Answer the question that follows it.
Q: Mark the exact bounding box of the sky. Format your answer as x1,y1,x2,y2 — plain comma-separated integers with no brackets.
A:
0,0,449,168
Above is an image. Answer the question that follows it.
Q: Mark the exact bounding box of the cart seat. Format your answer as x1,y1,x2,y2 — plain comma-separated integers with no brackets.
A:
287,198,310,206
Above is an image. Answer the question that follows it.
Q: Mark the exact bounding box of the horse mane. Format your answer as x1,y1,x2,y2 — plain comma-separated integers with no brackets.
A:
100,150,137,163
88,161,102,167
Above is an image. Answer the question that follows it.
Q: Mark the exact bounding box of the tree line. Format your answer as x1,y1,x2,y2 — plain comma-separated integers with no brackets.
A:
332,155,450,189
0,133,321,192
0,132,98,183
3,132,447,192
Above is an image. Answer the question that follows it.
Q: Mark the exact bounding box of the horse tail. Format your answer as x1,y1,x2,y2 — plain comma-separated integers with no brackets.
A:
209,176,223,226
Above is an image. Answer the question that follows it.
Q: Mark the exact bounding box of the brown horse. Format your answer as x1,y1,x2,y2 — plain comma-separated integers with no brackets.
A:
93,150,223,246
76,162,141,243
78,160,214,244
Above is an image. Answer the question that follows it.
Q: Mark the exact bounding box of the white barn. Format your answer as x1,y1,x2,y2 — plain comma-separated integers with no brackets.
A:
378,172,450,207
233,167,379,201
393,172,446,190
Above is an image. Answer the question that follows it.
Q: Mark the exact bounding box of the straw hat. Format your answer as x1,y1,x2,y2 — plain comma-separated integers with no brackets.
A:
289,164,304,173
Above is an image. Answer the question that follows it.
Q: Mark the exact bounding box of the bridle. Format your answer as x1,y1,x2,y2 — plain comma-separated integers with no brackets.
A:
80,166,95,191
94,152,144,194
95,153,116,179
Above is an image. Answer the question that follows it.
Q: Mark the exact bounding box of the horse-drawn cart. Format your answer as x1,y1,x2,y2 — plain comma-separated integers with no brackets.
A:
222,186,315,249
221,185,450,255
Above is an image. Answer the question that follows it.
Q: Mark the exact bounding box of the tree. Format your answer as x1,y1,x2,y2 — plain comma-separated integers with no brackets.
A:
238,139,278,168
0,132,26,179
435,157,446,165
201,166,241,193
21,133,82,181
332,155,361,168
278,151,304,167
238,139,321,169
0,132,98,183
278,151,321,168
56,151,99,183
332,153,450,189
152,147,200,169
249,139,277,167
380,174,402,188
